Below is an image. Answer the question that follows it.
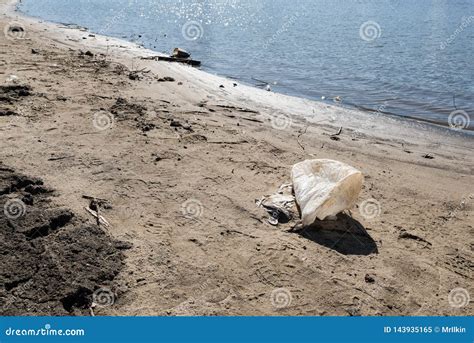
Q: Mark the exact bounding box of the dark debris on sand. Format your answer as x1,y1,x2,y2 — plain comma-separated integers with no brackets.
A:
0,165,128,316
0,85,32,116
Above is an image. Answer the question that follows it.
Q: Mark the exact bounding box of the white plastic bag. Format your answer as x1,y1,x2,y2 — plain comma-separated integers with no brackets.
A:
291,159,363,226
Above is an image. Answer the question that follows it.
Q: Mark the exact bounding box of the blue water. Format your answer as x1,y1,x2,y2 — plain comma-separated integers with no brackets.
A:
18,0,474,129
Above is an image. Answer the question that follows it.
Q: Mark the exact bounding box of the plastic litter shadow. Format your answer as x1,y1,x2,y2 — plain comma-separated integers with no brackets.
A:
296,213,378,256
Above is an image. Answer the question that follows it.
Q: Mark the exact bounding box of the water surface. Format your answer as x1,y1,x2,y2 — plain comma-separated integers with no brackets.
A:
18,0,474,130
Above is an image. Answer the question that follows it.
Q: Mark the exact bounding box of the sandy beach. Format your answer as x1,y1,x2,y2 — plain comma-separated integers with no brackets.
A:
1,0,473,316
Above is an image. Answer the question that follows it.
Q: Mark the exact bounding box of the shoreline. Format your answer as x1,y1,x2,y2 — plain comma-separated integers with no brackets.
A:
6,0,474,143
12,0,474,137
1,0,473,316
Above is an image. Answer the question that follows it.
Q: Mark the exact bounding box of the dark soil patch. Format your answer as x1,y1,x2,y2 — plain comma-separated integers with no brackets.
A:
110,97,147,120
109,97,157,132
0,109,18,116
0,85,32,100
0,85,32,116
0,164,128,315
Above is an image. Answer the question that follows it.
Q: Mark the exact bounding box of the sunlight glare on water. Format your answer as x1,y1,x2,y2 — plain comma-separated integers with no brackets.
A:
19,0,474,130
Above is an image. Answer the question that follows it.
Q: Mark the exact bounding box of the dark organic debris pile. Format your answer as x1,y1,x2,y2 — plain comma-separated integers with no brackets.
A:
109,97,156,133
110,97,147,120
0,85,32,100
0,85,32,116
0,164,129,315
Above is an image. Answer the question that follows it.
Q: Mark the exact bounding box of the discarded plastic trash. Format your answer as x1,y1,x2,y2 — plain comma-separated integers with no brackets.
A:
256,183,295,226
256,160,362,227
6,75,18,83
291,159,363,226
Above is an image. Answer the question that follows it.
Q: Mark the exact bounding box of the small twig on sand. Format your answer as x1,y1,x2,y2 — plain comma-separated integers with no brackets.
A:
208,140,248,145
85,207,110,229
332,127,343,136
47,155,75,161
82,195,109,203
297,126,309,152
223,229,258,239
96,205,101,227
329,127,343,141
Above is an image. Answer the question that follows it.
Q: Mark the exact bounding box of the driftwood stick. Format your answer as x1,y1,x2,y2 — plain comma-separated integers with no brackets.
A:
332,127,343,136
208,140,249,145
85,207,111,228
96,205,101,227
297,126,309,152
82,195,109,202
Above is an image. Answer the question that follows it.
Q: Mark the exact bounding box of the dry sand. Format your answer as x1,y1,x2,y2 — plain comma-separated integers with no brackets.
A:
1,0,473,316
